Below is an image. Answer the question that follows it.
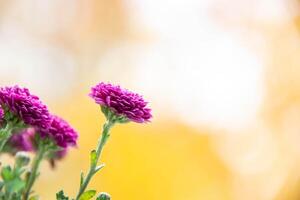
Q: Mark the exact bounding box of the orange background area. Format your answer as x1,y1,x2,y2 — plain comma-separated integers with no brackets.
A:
34,96,230,199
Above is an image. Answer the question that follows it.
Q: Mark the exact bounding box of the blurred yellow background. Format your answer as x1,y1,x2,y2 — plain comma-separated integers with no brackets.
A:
1,0,300,199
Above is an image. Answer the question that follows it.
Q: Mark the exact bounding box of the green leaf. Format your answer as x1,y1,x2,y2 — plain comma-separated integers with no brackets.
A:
6,179,26,193
90,150,97,166
1,166,13,181
94,164,105,174
0,191,4,198
79,190,96,200
10,192,22,200
0,129,6,138
29,195,40,200
56,190,69,200
80,172,84,187
0,181,4,190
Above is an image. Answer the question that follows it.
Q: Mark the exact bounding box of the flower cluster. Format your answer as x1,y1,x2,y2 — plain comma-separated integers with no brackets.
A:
0,82,151,200
89,82,152,123
0,85,78,154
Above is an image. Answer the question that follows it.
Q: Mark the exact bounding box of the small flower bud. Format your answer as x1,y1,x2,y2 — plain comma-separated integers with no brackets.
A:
15,151,30,167
97,192,111,200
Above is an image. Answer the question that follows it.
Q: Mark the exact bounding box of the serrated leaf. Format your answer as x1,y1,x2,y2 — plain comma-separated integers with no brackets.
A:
6,178,26,193
1,166,13,181
90,150,97,166
56,190,69,200
79,190,96,200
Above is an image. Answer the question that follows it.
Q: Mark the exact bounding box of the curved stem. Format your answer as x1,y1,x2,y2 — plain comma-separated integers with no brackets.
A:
0,123,13,153
75,120,114,200
23,145,46,200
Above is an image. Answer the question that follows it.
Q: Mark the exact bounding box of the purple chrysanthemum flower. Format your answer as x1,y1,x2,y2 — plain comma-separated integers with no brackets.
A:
89,82,152,123
0,86,51,129
8,128,35,152
41,115,78,148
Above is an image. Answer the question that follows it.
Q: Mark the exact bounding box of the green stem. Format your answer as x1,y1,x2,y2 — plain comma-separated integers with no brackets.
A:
0,123,13,154
23,145,46,200
75,120,114,200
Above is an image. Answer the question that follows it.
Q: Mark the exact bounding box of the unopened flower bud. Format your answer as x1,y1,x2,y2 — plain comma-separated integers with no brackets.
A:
15,151,30,167
97,192,111,200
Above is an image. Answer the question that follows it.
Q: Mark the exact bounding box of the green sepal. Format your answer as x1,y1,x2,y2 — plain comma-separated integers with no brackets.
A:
101,106,110,118
116,116,129,124
4,107,15,122
79,190,96,200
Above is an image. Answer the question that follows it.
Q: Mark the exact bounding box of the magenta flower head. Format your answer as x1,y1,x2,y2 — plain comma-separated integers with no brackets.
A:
0,85,51,129
7,128,35,153
89,82,152,123
40,115,78,148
